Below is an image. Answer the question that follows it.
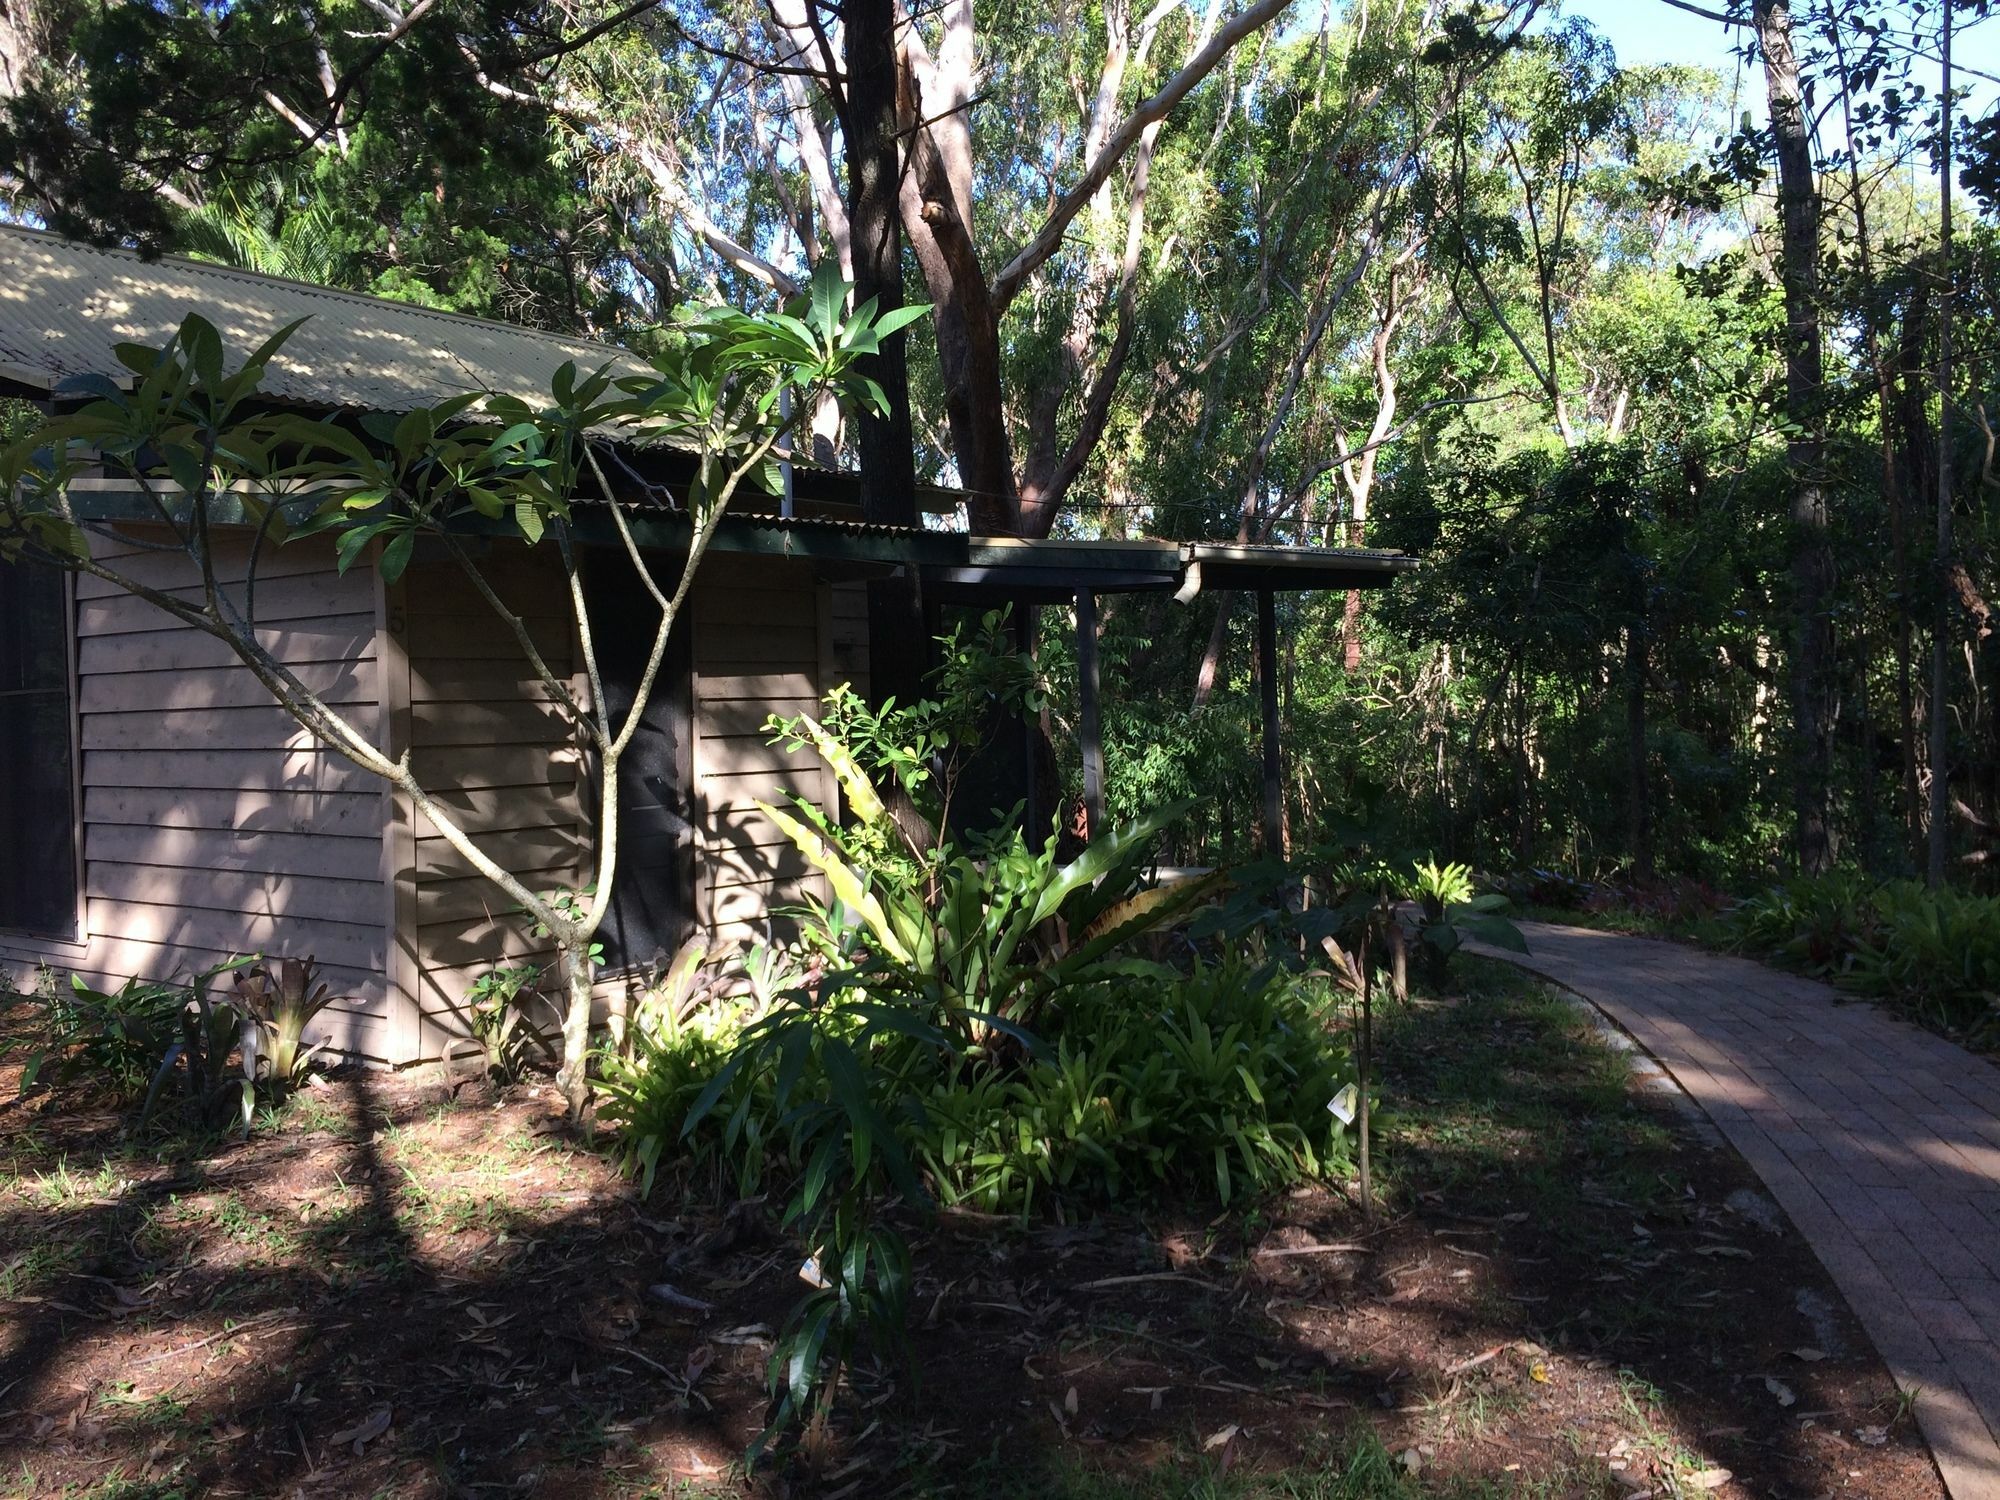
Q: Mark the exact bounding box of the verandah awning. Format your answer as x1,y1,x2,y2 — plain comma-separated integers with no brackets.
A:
67,490,1415,857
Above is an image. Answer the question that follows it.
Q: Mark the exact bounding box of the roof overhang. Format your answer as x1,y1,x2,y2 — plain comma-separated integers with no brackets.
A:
1182,541,1419,592
59,490,1417,596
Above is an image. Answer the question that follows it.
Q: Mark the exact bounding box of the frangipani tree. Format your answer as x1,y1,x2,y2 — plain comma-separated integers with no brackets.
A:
1,263,923,1113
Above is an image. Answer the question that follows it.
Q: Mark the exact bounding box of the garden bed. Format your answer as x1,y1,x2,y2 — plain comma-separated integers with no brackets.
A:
0,962,1943,1498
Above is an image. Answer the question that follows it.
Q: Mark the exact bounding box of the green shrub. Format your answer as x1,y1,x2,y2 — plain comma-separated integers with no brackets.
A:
452,963,558,1086
6,959,249,1104
1729,875,2000,1045
600,955,1350,1216
1727,869,1879,975
596,999,764,1196
918,957,1351,1212
1843,884,2000,1043
595,621,1360,1450
4,954,354,1132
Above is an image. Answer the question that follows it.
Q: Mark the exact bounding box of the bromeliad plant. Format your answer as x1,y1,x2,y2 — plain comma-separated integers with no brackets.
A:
231,956,341,1101
761,620,1219,1046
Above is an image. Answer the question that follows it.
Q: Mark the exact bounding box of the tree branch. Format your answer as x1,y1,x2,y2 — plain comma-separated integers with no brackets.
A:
991,0,1289,312
1656,0,1745,25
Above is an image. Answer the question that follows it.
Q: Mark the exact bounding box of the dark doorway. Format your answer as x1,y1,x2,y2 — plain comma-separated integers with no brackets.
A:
585,548,695,975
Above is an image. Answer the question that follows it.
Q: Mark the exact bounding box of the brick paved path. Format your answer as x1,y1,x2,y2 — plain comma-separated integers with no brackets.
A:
1479,921,2000,1500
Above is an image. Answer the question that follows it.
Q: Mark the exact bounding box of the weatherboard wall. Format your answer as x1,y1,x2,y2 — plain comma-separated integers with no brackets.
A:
0,527,398,1056
0,533,870,1065
690,553,842,956
390,549,587,1059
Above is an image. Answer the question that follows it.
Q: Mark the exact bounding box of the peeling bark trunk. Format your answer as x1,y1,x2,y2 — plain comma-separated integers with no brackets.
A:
898,53,1017,532
895,0,1285,537
846,2,926,706
1756,0,1836,875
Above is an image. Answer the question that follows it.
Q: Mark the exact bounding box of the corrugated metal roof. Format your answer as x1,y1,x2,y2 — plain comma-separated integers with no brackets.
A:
1186,541,1414,567
696,509,935,539
0,224,656,411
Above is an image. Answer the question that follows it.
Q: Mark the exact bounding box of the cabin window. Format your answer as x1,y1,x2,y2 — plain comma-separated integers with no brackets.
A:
0,565,79,937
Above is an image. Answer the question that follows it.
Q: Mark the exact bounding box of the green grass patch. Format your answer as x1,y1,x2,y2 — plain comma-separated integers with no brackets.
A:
1376,960,1679,1224
921,1427,1612,1499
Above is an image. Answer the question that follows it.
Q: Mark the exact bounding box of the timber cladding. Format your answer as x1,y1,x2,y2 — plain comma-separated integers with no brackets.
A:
394,547,850,1055
691,554,842,955
0,533,868,1066
0,528,397,1057
393,550,584,1062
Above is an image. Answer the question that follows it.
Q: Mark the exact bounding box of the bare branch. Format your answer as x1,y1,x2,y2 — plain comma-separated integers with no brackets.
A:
992,0,1290,311
438,530,596,738
1657,0,1745,25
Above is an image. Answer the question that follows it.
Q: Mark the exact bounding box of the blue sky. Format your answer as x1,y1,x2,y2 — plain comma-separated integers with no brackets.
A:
1558,0,2000,116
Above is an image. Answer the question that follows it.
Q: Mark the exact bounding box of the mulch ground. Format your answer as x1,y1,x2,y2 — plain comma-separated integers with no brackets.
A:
0,968,1951,1499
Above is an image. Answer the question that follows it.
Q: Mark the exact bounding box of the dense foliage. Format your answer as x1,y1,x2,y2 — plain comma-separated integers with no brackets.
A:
1,954,343,1133
1728,873,2000,1044
5,0,1995,885
593,626,1371,1444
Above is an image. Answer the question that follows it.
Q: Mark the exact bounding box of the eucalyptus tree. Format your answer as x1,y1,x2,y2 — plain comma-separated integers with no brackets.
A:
2,0,1562,542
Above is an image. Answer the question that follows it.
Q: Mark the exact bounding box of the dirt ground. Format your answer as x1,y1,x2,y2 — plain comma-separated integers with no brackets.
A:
0,966,1951,1499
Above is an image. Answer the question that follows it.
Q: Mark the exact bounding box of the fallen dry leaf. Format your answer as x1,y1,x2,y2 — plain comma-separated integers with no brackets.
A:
1763,1376,1796,1408
328,1406,391,1456
1686,1468,1733,1490
1789,1347,1827,1362
681,1345,714,1387
1203,1424,1240,1451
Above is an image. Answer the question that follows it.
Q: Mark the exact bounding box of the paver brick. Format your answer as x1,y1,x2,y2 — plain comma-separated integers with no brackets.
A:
1479,921,2000,1500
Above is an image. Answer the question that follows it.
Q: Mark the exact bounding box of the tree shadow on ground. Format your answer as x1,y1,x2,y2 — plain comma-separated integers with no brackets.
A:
0,965,1948,1498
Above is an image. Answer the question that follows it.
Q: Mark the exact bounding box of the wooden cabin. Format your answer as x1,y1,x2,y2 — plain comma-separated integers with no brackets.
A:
0,226,1415,1064
0,228,891,1061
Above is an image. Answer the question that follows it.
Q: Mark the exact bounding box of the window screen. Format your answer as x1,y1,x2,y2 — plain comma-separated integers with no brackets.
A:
0,565,78,936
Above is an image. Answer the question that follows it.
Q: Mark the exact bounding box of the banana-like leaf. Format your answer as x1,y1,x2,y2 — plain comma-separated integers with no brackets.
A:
1056,873,1225,976
757,801,910,964
1078,871,1225,946
794,716,888,828
1444,907,1531,953
1031,800,1193,929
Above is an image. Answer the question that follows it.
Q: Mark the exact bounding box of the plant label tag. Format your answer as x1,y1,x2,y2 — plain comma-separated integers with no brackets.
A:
1328,1084,1359,1125
799,1256,829,1288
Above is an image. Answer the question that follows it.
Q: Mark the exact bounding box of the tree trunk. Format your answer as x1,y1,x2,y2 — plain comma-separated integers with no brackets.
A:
844,0,927,706
1830,5,1925,863
1929,5,1956,886
1756,0,1837,875
555,942,596,1116
1627,619,1653,881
